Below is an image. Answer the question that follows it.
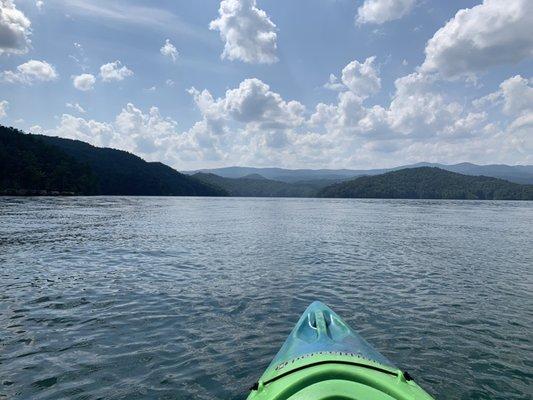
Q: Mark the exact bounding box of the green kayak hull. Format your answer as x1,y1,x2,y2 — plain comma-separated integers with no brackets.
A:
247,301,435,400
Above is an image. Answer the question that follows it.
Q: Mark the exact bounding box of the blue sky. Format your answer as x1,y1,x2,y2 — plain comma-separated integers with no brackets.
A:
1,0,532,170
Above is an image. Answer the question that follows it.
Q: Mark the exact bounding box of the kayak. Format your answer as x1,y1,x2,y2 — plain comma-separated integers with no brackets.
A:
247,301,435,400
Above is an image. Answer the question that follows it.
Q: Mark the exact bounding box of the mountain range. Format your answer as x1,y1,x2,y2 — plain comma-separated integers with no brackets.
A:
2,125,532,200
186,163,533,185
192,172,321,197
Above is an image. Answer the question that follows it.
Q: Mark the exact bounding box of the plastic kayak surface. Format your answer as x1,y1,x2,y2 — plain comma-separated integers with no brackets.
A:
247,301,436,400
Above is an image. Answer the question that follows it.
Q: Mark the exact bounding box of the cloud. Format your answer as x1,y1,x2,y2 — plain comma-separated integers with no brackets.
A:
0,0,32,55
309,91,388,141
506,112,533,157
0,99,8,118
421,0,533,79
36,1,44,11
53,0,211,42
498,75,533,116
472,91,502,110
223,78,305,127
323,74,345,91
473,75,533,156
183,78,307,163
508,112,533,139
99,61,133,82
44,104,193,167
180,74,529,167
322,57,381,99
341,57,381,99
2,60,58,84
189,78,305,131
52,114,119,149
357,0,416,25
323,57,382,99
69,42,89,71
209,0,278,64
72,73,95,91
114,103,183,155
160,39,178,62
66,102,86,114
387,72,463,135
473,75,533,116
38,69,533,169
311,66,480,147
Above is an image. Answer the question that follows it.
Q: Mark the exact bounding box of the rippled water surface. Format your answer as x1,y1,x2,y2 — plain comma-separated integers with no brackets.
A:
1,197,532,400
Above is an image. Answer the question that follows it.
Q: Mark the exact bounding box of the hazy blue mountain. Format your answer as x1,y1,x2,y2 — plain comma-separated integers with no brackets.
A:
185,166,377,182
318,167,533,200
185,163,533,184
192,172,323,197
241,173,269,180
0,126,227,196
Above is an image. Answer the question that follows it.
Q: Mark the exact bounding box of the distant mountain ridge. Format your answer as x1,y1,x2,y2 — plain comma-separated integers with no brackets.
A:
185,162,533,185
192,172,322,197
2,125,532,200
0,126,227,196
317,167,533,200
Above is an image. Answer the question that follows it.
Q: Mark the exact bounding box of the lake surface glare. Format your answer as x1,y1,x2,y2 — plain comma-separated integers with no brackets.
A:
1,197,532,399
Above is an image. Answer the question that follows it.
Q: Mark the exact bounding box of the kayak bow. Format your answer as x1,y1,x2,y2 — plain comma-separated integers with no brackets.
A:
247,301,435,400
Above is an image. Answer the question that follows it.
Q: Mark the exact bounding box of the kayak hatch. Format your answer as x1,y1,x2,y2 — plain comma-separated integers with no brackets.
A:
247,301,435,400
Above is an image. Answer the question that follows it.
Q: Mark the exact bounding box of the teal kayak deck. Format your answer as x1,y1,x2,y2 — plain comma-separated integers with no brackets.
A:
266,301,395,372
247,301,435,400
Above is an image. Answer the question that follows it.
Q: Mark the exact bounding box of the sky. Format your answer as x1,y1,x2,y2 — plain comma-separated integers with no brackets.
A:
0,0,532,170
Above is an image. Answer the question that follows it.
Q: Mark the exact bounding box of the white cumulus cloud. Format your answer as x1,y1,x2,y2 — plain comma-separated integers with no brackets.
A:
189,78,305,132
160,39,178,62
184,78,306,163
114,103,181,155
36,66,533,169
99,60,133,82
209,0,278,64
2,60,58,84
498,75,533,116
0,0,32,55
323,74,345,91
473,75,533,156
421,0,533,79
323,57,382,99
45,104,192,167
53,114,119,149
0,99,8,118
341,56,381,99
72,73,95,91
357,0,416,25
387,72,463,136
473,75,533,117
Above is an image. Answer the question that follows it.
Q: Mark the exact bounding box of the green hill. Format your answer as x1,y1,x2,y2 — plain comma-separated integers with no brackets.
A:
0,125,227,196
192,172,321,197
317,167,533,200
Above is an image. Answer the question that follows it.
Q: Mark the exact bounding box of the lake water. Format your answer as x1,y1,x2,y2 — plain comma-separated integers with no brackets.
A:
1,197,532,400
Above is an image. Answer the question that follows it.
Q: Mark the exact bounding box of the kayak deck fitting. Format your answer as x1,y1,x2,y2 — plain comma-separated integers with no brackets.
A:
247,301,435,400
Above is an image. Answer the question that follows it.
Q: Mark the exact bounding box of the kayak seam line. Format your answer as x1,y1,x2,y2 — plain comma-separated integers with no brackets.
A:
250,360,398,391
